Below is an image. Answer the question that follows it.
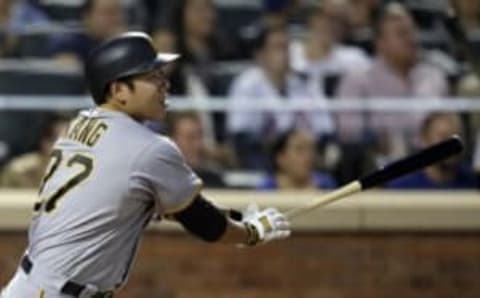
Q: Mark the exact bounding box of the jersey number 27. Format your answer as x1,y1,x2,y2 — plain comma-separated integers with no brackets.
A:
34,149,94,213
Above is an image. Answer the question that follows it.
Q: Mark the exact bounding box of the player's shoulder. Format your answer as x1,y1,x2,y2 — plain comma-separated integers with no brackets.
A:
152,135,182,154
142,135,185,164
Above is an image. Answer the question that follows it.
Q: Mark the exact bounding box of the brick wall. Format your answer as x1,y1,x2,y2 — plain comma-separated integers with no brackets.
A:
1,231,480,298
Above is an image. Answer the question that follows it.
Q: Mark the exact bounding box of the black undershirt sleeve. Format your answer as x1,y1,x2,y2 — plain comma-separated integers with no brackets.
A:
172,194,242,242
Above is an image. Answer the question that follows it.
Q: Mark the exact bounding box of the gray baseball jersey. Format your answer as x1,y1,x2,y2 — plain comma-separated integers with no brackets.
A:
26,108,202,290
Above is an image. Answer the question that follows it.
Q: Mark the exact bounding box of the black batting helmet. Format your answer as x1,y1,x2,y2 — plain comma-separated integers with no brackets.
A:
85,31,179,105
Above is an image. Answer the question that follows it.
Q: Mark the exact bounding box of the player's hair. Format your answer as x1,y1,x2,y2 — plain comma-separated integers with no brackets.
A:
102,76,135,103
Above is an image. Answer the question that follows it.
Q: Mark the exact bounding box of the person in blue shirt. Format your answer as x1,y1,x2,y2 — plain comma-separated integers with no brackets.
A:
258,128,337,190
387,112,477,189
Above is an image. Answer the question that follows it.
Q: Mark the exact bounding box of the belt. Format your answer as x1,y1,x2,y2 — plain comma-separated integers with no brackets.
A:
21,255,114,298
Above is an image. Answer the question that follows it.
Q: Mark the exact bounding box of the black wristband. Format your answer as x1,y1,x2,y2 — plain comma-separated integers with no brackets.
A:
173,195,227,242
228,209,243,221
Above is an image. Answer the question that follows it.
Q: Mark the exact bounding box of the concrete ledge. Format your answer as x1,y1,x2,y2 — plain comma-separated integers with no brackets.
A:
0,189,479,231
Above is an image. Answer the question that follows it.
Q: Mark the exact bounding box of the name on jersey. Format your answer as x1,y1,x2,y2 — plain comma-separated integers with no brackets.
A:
67,117,108,147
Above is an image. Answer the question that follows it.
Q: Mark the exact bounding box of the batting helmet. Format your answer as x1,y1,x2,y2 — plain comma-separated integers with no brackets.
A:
85,31,179,105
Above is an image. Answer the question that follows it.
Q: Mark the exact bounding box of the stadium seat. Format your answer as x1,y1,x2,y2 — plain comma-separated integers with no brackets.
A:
468,33,480,55
208,61,252,96
0,60,85,160
323,73,341,98
401,0,446,30
39,2,83,22
207,61,252,142
209,71,238,97
346,30,374,56
13,33,51,58
0,72,84,94
217,6,262,36
0,62,85,95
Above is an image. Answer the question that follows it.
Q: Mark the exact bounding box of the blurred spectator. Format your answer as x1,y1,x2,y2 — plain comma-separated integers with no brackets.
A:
321,0,350,42
0,114,69,188
247,0,306,30
456,73,480,188
151,26,177,70
344,0,380,54
46,0,127,67
454,0,480,31
0,0,64,58
240,0,305,57
347,0,379,30
457,73,480,132
167,112,226,188
336,3,448,161
227,25,334,168
151,26,186,96
169,0,238,83
0,0,17,56
290,2,371,98
258,129,336,190
151,21,223,154
387,112,476,189
8,0,51,34
152,26,176,53
165,0,240,147
261,0,292,28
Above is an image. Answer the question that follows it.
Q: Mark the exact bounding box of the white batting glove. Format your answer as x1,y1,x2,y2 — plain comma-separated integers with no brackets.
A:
241,203,291,246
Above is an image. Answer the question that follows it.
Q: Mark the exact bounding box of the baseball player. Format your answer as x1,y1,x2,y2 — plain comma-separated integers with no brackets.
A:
0,32,290,298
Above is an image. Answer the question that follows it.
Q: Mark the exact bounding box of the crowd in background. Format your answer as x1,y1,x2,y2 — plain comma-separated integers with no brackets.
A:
0,0,479,190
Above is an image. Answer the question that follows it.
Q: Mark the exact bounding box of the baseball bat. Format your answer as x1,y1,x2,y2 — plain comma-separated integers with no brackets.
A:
286,135,464,219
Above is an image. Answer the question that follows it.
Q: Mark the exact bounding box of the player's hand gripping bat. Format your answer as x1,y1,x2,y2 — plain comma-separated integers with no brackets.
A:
286,136,464,219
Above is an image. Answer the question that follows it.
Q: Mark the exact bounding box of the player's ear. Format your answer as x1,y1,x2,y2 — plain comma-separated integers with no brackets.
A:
109,81,129,105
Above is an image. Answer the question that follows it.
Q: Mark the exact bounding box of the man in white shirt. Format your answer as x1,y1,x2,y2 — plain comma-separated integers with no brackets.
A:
289,2,371,97
227,25,334,168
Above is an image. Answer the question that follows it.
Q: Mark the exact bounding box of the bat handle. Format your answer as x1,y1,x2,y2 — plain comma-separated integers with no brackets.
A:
285,181,362,220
